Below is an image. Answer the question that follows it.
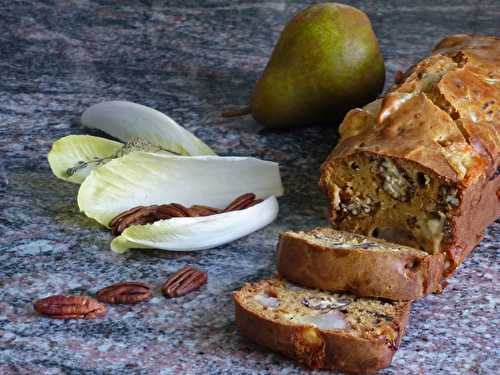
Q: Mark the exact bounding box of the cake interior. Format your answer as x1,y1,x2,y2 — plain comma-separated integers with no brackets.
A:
322,153,459,254
236,278,407,343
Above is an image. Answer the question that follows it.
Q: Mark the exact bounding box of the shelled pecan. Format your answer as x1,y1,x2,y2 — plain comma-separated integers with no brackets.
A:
33,295,107,320
97,282,152,304
109,204,193,235
110,193,263,235
162,266,208,298
223,193,263,212
188,205,222,216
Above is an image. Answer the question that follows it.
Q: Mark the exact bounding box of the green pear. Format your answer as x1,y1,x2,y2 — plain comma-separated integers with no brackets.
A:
227,3,385,128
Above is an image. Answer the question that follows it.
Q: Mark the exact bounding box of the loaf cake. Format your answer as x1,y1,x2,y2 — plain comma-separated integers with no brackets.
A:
277,228,444,300
320,34,500,276
234,277,411,374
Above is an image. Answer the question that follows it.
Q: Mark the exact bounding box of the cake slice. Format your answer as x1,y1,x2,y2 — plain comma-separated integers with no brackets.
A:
234,277,411,374
277,228,444,300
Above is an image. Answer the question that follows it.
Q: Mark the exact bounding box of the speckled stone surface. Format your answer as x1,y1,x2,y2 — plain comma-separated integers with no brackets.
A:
0,1,498,374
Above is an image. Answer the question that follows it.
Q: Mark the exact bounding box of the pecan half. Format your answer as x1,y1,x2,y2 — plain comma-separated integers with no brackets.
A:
169,203,194,217
109,205,178,235
34,295,106,319
162,266,208,298
223,193,257,212
97,282,152,304
189,205,222,216
110,193,263,235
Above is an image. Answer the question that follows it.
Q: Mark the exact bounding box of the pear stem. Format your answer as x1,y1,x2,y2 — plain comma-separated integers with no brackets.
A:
221,106,252,118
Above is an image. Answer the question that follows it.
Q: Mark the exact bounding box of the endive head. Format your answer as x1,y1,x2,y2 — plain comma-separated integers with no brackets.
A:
48,100,284,254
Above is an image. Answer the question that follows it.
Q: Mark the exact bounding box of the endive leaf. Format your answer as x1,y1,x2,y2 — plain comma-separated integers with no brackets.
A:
78,152,284,227
110,196,279,253
47,135,123,184
81,100,215,156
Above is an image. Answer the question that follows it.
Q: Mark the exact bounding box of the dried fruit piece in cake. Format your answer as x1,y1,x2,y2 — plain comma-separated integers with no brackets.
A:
277,228,444,300
234,277,411,374
320,35,500,276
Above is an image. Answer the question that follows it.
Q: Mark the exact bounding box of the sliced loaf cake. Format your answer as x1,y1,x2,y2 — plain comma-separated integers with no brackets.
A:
319,35,500,277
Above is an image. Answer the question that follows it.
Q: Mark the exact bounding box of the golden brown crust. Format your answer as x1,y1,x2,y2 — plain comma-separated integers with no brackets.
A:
234,281,411,374
276,229,444,300
320,34,500,277
330,34,499,184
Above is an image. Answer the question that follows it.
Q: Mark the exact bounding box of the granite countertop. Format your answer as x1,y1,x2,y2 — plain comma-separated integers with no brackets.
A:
1,1,498,374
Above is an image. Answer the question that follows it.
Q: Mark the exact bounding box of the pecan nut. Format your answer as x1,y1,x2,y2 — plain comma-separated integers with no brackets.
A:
223,193,257,212
110,205,172,236
97,282,152,304
109,204,200,235
220,193,262,212
188,205,222,216
34,295,107,319
162,266,208,298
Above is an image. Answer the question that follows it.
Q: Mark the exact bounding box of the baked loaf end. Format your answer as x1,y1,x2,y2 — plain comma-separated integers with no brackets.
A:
320,34,500,276
234,277,411,374
277,228,444,300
